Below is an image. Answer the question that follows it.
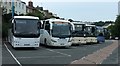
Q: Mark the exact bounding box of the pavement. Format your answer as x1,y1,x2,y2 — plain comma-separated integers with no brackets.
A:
102,48,118,64
0,38,2,66
70,40,118,64
1,40,119,66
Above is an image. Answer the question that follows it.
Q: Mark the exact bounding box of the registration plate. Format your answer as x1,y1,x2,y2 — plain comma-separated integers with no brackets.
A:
24,44,30,46
60,43,64,45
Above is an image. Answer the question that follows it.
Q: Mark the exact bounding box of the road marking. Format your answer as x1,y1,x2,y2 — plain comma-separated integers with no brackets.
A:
17,56,67,59
4,43,22,66
46,49,71,57
71,60,78,64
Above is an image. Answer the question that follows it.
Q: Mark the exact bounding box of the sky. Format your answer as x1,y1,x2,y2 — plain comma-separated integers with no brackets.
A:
21,0,119,22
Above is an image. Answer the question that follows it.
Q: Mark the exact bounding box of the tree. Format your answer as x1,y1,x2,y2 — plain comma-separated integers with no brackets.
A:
108,25,116,37
25,10,44,20
2,13,18,38
114,15,120,37
105,21,114,24
93,21,105,26
2,13,18,23
2,7,7,15
107,15,120,38
50,16,60,19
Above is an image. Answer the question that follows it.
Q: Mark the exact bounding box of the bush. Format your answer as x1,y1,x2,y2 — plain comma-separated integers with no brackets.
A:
25,10,44,20
2,13,14,38
2,22,10,38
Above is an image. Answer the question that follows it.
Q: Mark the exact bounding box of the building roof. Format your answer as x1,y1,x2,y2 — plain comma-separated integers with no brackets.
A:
43,10,49,13
26,6,35,10
36,6,43,11
21,1,26,4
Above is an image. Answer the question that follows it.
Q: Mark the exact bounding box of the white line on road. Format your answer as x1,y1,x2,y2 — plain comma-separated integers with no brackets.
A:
71,60,78,64
17,56,67,59
4,43,22,66
46,49,72,57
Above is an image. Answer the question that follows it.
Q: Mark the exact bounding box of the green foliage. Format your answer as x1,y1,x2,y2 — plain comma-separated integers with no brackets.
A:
93,21,114,27
25,10,44,20
2,22,10,38
93,21,105,26
50,16,60,19
2,13,18,23
2,13,17,38
107,15,120,38
114,15,120,37
105,21,114,24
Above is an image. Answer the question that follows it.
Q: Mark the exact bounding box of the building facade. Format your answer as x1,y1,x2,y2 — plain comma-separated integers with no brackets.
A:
118,1,120,15
1,0,26,15
26,1,36,13
0,0,59,18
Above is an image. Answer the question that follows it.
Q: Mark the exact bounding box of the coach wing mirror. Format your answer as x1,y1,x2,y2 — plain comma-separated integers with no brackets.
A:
45,24,50,34
91,27,95,33
45,24,50,30
71,31,75,37
38,20,43,29
37,22,41,29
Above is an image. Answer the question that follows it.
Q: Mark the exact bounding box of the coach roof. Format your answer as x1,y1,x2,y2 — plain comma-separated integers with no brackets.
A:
85,24,96,27
14,16,39,19
72,22,85,24
46,19,70,23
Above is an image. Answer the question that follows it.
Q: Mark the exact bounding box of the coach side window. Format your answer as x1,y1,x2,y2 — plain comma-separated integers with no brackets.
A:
45,21,50,34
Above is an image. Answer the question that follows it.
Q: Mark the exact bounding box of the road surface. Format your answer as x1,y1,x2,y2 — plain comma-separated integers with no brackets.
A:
2,40,119,66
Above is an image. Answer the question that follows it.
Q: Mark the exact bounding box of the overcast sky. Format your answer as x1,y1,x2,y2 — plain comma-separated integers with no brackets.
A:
21,0,119,22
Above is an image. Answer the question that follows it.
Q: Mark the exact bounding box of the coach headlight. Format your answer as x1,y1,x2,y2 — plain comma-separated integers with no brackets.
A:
84,34,86,37
14,41,19,43
35,41,39,43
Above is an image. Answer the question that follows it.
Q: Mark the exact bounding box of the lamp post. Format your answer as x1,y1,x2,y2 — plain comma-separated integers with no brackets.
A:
12,0,14,18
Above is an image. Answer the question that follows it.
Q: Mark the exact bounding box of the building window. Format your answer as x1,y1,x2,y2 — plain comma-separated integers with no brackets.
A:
9,2,11,6
19,3,21,8
5,2,7,5
4,0,7,4
15,11,17,14
15,2,17,7
22,4,24,9
9,9,12,13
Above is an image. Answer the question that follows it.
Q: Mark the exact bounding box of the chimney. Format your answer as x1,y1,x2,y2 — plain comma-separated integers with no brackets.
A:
28,0,33,7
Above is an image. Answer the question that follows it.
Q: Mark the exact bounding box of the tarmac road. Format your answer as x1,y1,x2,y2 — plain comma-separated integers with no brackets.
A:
2,40,118,66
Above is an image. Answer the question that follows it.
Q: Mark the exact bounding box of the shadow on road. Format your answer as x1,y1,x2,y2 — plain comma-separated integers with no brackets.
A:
40,44,71,49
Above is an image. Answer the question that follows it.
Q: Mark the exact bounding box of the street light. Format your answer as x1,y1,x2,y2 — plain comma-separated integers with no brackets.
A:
12,0,14,18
